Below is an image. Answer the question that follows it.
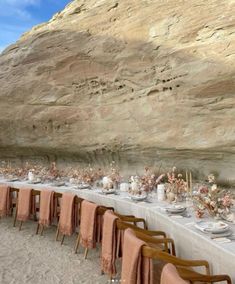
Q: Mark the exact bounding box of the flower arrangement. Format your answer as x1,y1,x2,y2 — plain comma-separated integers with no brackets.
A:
194,174,234,219
0,160,49,180
128,167,165,196
79,166,104,185
66,166,104,185
165,167,188,202
140,167,165,193
102,161,121,190
108,161,121,184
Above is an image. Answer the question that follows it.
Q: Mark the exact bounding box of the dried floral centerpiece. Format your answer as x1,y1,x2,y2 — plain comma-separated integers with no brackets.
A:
140,167,165,193
194,174,235,221
128,167,165,198
102,161,121,191
165,167,188,203
0,160,48,182
81,166,104,186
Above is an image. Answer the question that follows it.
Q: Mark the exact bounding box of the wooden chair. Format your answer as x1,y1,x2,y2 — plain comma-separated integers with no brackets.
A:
55,195,83,245
142,246,232,284
5,187,17,218
101,216,174,281
36,191,61,236
115,213,148,230
13,189,40,230
74,205,114,258
116,220,175,255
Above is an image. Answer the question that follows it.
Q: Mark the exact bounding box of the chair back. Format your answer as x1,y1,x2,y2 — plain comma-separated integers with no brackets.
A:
116,219,175,255
161,263,188,284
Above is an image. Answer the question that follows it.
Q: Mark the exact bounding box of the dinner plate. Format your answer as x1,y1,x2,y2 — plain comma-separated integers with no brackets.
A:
28,179,41,184
211,230,232,239
102,189,116,194
166,205,186,214
53,182,66,187
195,221,229,234
130,194,147,201
77,184,91,189
7,178,19,182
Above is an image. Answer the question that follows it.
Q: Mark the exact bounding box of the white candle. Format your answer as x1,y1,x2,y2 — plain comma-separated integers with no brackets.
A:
186,171,189,192
189,172,192,194
157,184,165,201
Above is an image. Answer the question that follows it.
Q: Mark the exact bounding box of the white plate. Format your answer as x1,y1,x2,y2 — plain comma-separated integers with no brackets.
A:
28,179,41,184
166,205,186,214
53,182,66,187
102,189,116,194
7,178,19,182
130,194,147,201
195,221,229,234
77,184,91,189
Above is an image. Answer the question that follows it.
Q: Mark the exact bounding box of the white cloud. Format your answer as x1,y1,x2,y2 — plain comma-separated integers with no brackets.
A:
0,0,40,20
0,0,40,7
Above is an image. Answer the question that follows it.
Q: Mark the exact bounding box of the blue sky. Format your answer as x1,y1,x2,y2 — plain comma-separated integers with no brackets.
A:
0,0,71,52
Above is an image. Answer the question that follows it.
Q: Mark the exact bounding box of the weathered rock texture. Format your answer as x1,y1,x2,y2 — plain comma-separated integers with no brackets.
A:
0,0,235,177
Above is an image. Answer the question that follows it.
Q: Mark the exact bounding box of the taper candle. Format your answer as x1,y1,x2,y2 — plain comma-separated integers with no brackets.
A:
186,171,189,192
189,172,192,193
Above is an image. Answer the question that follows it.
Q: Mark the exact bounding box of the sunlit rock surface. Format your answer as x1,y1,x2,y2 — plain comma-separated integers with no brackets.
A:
0,0,234,178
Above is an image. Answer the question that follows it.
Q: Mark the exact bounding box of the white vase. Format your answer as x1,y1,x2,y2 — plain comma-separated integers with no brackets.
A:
103,176,112,189
28,171,35,182
157,183,166,201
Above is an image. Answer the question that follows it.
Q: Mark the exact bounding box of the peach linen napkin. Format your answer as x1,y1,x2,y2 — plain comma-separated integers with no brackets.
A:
101,210,118,276
39,190,54,226
161,263,188,284
80,200,98,249
58,192,76,236
0,185,11,217
17,188,32,221
121,228,153,284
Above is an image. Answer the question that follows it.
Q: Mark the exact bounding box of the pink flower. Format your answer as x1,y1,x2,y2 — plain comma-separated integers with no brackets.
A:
222,195,232,207
199,186,209,194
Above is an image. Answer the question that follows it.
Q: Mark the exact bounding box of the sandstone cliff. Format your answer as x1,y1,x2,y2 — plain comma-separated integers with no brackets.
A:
0,0,234,178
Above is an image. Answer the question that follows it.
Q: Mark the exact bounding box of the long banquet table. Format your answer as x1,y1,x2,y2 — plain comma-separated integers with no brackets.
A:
1,179,235,283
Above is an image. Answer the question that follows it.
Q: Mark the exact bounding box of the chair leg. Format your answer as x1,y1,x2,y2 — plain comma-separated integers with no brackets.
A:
13,206,18,227
36,223,40,235
19,221,23,231
55,226,60,241
84,248,88,259
61,235,65,245
40,225,44,236
33,213,37,221
75,234,80,254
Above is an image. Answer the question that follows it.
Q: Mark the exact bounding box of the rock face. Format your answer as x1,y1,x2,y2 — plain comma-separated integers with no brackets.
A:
0,0,234,178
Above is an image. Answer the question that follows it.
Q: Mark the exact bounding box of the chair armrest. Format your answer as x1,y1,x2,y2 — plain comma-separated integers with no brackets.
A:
147,237,176,256
119,216,147,229
178,268,231,284
142,246,209,274
143,230,166,238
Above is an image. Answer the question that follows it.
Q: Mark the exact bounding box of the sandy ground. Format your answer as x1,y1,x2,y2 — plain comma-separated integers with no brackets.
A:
0,218,115,284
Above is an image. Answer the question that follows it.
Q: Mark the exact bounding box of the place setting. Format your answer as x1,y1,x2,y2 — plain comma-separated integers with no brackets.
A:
76,183,91,190
164,205,191,218
194,220,235,243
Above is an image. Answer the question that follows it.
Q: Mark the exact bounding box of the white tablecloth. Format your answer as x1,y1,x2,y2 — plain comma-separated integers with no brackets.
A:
2,180,235,283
